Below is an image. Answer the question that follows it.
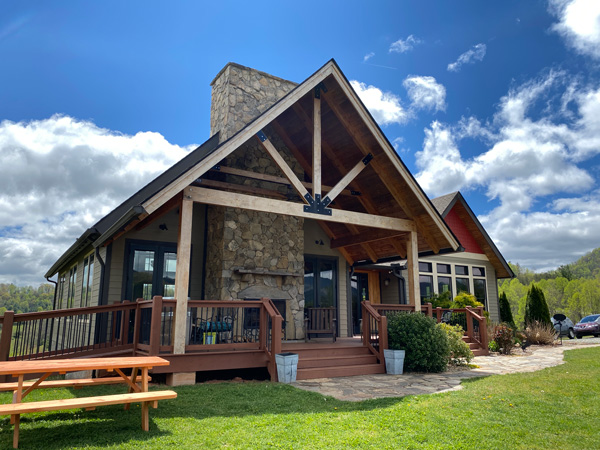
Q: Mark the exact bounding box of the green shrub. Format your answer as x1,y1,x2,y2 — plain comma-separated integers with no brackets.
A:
451,292,483,309
493,323,514,355
387,312,449,372
428,291,452,308
488,340,499,352
499,291,516,328
438,323,473,365
524,284,551,326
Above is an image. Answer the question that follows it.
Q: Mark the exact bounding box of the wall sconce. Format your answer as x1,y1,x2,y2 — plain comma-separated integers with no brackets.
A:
314,240,324,246
384,278,390,287
159,223,168,231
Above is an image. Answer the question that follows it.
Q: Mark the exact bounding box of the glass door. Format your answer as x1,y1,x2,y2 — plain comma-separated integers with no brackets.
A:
125,241,178,301
304,256,338,336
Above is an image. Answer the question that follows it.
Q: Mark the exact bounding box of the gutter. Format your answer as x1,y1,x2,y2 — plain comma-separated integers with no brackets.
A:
93,205,147,249
44,227,101,278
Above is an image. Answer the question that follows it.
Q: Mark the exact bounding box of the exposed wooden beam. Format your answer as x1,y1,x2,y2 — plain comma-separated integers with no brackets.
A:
210,165,356,197
187,186,416,232
194,178,287,200
321,95,444,254
256,133,311,203
323,154,371,206
390,238,407,259
330,229,405,249
173,197,194,354
313,95,322,198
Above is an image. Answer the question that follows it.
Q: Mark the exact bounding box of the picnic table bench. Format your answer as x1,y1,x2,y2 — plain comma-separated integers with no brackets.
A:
0,356,177,448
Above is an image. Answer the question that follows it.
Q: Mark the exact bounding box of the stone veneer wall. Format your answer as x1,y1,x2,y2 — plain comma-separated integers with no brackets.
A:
205,63,307,339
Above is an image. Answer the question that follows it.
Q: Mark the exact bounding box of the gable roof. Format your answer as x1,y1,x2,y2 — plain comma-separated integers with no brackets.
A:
47,59,460,277
431,192,514,279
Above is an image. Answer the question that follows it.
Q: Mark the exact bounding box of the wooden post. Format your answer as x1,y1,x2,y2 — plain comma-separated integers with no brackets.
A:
121,301,131,346
271,314,282,382
259,302,267,351
313,95,321,199
361,302,370,345
435,307,442,323
0,311,14,362
380,315,388,353
131,300,142,355
149,296,163,355
466,307,474,342
173,197,194,354
424,302,432,317
406,231,421,311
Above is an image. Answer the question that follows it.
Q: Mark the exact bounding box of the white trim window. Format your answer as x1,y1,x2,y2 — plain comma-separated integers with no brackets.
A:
81,254,95,307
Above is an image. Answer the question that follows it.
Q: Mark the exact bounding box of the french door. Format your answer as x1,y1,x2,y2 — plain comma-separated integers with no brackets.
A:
304,255,338,313
125,241,177,301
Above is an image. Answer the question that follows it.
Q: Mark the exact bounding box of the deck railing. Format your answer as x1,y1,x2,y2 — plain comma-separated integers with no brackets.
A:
361,301,387,370
0,296,283,380
360,302,489,365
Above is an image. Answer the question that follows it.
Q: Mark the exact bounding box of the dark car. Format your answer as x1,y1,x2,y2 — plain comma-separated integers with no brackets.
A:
573,314,600,339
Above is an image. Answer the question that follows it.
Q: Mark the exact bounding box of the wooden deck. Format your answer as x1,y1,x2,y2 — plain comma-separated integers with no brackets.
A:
0,299,488,383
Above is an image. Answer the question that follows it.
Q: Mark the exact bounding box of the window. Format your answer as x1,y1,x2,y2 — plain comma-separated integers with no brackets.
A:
473,266,485,277
437,263,451,274
419,275,433,301
57,275,66,309
473,279,487,306
81,254,94,307
437,276,452,297
456,277,470,294
67,265,77,308
419,262,432,273
455,265,468,276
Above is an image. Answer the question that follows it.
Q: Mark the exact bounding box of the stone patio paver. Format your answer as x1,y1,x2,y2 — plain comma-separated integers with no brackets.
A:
291,338,600,401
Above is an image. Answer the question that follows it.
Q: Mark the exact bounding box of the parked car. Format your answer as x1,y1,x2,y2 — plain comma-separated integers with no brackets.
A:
573,314,600,339
551,316,575,339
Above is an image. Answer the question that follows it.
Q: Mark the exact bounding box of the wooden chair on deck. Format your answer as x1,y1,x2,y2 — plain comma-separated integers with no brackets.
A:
304,307,337,343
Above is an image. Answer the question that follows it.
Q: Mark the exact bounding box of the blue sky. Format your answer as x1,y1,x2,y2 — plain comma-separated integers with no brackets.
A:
1,0,600,285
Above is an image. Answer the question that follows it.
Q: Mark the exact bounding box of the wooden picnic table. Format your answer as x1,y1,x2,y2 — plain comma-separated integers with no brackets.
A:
0,356,177,448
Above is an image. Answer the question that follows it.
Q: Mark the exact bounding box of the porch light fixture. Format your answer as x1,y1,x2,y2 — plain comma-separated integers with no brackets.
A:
384,278,390,286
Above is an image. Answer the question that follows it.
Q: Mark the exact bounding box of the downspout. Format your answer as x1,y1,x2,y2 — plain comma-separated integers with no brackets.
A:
46,277,59,310
95,247,105,306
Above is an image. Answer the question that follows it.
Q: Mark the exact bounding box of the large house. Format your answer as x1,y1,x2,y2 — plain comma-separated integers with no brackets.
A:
33,60,512,383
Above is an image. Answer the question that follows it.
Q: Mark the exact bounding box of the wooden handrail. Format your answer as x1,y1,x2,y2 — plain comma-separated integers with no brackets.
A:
8,302,138,322
361,301,386,369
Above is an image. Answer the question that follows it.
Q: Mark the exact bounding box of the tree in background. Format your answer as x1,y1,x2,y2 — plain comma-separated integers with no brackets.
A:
524,284,551,326
498,291,515,328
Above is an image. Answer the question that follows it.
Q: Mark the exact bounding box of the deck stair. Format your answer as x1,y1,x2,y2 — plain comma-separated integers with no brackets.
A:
462,336,488,356
282,339,385,380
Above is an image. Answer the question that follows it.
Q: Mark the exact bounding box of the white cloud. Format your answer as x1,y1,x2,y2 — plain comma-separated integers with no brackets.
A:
389,35,422,53
549,0,600,59
403,75,446,112
363,52,375,62
350,80,409,126
447,43,487,72
0,115,194,285
415,72,600,271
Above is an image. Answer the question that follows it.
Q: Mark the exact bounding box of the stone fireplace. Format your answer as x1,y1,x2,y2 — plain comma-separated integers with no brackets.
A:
203,63,306,339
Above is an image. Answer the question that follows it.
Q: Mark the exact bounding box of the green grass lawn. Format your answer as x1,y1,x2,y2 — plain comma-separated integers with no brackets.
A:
1,347,599,449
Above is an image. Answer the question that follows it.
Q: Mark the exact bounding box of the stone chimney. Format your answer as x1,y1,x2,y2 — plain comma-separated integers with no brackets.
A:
210,63,297,142
204,63,305,339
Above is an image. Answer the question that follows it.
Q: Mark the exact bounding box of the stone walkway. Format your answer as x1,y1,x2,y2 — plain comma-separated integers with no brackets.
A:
291,338,600,402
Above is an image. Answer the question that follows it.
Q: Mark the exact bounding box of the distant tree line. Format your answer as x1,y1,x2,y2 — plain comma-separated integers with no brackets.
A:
0,284,54,315
500,248,600,326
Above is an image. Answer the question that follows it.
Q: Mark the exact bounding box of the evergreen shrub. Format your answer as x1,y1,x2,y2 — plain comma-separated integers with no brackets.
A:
498,291,515,329
451,292,483,309
387,312,449,372
524,284,551,326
